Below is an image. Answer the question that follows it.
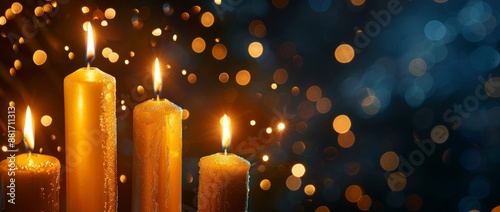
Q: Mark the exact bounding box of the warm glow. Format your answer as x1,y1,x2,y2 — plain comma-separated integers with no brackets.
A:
222,114,231,153
154,58,162,96
24,106,34,152
86,22,95,63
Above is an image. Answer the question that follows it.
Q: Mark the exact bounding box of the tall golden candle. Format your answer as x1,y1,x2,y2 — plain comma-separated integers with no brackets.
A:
0,106,60,211
198,115,250,212
64,23,117,211
133,58,182,211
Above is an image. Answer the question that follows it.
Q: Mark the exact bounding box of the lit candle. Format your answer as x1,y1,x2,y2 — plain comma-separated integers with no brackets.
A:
133,58,182,211
198,115,250,212
0,106,60,211
64,22,117,211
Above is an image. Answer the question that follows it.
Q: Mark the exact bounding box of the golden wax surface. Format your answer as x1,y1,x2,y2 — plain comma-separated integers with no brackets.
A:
0,153,60,211
198,153,250,212
133,98,182,212
64,67,117,212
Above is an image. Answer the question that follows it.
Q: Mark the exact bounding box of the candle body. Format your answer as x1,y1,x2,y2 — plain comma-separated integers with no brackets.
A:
198,153,250,212
133,99,182,212
64,67,117,211
0,153,60,211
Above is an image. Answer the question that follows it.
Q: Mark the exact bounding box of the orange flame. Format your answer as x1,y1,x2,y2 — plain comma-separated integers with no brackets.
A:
86,22,95,64
154,58,162,97
24,106,34,152
221,114,231,154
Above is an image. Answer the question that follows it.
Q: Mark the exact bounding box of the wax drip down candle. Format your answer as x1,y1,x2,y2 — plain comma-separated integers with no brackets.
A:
132,58,182,212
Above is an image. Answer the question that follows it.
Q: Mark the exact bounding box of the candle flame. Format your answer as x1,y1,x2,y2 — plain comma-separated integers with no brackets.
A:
154,57,162,98
222,114,231,154
24,106,34,152
86,22,95,65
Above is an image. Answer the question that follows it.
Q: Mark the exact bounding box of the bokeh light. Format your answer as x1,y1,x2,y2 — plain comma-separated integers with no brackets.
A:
40,115,52,127
335,44,355,64
248,42,264,58
380,151,399,171
212,43,227,60
33,50,47,65
306,85,322,102
286,175,302,191
235,70,251,86
345,185,363,203
219,72,229,83
291,163,306,177
191,37,206,53
357,195,372,211
304,184,316,196
201,12,214,27
260,179,271,190
333,115,351,134
337,130,355,148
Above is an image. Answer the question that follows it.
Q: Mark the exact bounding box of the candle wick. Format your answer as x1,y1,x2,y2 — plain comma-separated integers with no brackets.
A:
87,62,90,70
224,148,227,155
156,94,160,101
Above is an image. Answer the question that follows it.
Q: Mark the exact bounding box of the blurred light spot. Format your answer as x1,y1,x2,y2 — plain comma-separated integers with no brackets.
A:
2,146,7,152
51,135,56,141
186,173,194,183
192,37,206,53
101,20,108,27
181,109,190,120
121,105,126,111
361,95,381,115
163,3,174,15
9,101,15,107
258,164,266,172
152,28,162,36
468,177,490,199
273,68,288,85
262,155,269,162
316,97,332,114
219,72,229,83
338,130,355,148
431,125,448,144
18,37,24,44
191,5,201,14
181,70,187,76
460,149,482,171
357,195,372,211
249,20,267,38
129,51,135,57
380,151,399,171
108,52,119,63
485,77,500,98
335,44,355,63
323,146,338,160
13,60,21,70
9,68,16,76
131,16,143,29
64,46,69,51
315,206,329,212
345,185,363,203
271,83,278,90
405,194,422,211
266,127,272,134
124,59,129,65
306,85,322,102
277,122,285,131
286,175,302,191
188,73,197,84
104,8,116,19
292,163,306,177
0,16,6,25
39,148,43,153
470,46,500,72
292,86,300,96
172,34,177,41
351,0,365,6
212,43,227,60
248,42,264,58
137,86,144,95
235,70,251,86
4,9,15,20
333,115,351,134
309,0,331,12
387,172,406,191
214,0,222,5
409,58,427,76
293,141,306,155
43,4,52,13
11,2,23,14
272,0,289,8
304,184,316,196
119,175,127,183
33,50,47,65
492,206,500,212
56,146,61,152
41,115,52,127
425,20,446,41
260,179,271,190
201,12,214,27
102,47,112,58
82,6,89,14
181,12,189,20
250,120,256,126
32,7,43,17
